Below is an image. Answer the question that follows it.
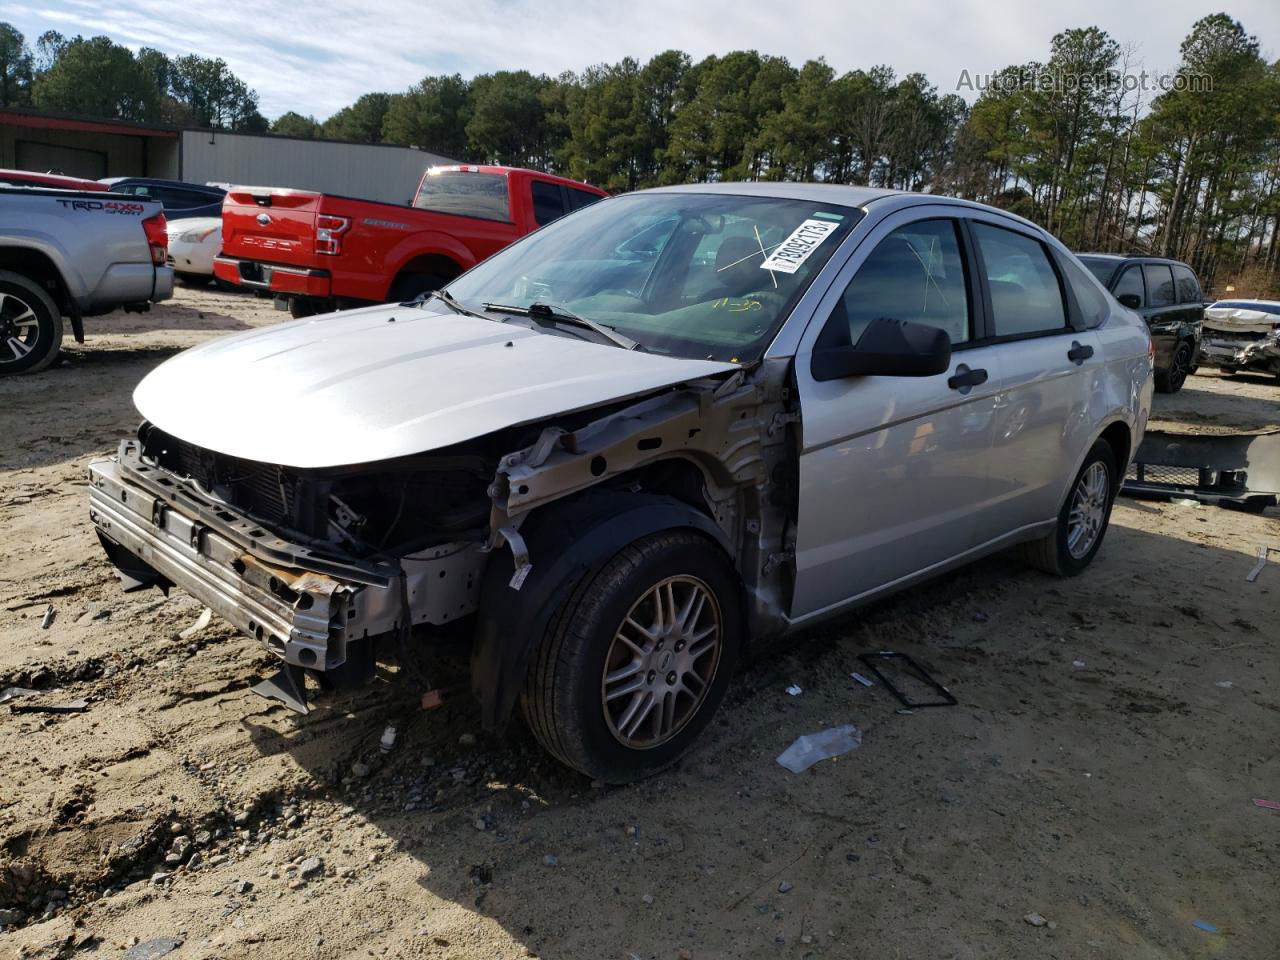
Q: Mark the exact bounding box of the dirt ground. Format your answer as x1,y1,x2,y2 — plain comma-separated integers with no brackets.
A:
1,287,1277,960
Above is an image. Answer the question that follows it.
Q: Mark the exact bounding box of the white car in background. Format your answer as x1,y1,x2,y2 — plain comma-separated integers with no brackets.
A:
1200,299,1280,379
165,217,221,286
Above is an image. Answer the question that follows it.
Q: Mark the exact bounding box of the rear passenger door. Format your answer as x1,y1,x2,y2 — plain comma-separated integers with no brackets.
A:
968,220,1101,537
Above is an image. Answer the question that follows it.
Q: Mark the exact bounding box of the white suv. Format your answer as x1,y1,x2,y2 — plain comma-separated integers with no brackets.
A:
90,183,1153,782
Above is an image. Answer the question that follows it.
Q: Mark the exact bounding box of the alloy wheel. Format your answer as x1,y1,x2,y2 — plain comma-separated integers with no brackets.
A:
601,575,722,749
0,292,40,367
1067,461,1110,559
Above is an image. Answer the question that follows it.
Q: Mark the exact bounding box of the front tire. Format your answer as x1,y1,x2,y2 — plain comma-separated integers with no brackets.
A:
0,270,63,376
1019,439,1118,577
521,531,741,783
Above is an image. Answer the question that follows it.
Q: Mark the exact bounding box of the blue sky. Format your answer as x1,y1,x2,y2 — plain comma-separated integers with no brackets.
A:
1,0,1276,120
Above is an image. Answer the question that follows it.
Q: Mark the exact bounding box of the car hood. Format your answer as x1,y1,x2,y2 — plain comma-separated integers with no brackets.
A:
133,303,737,468
1204,307,1280,336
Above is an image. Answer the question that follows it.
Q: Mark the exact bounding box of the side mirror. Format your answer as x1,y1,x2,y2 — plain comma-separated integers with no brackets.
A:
1117,293,1142,310
811,317,952,382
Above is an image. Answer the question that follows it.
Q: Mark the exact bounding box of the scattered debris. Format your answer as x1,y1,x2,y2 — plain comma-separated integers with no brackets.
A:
0,686,40,705
122,938,183,960
777,880,793,894
1246,545,1274,583
1191,919,1218,933
785,684,802,696
850,672,874,687
9,698,88,714
178,607,213,639
1253,798,1280,811
458,732,477,747
1072,660,1087,669
1215,680,1234,689
857,651,957,708
542,854,559,867
421,688,446,710
351,760,372,779
641,893,654,905
1023,912,1049,927
40,604,56,629
776,724,862,774
379,724,398,753
298,856,323,878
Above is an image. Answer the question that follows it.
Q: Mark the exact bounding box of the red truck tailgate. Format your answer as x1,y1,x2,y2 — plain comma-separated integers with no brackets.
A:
221,187,324,268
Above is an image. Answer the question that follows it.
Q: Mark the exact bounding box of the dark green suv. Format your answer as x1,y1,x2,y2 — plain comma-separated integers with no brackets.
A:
1077,254,1204,393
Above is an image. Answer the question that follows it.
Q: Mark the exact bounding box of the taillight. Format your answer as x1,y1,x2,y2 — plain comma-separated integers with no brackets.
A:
142,212,168,265
315,215,350,255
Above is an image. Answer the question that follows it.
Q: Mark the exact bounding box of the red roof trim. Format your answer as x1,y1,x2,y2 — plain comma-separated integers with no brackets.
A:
0,111,178,138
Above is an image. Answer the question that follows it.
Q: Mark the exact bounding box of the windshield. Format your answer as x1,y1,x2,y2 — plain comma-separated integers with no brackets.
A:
1077,256,1119,286
445,192,862,362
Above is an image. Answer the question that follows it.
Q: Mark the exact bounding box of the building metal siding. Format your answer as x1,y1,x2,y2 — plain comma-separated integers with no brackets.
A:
179,131,455,204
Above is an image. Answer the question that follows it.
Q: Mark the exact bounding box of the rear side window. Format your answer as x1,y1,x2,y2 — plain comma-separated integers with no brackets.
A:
1142,264,1175,307
1172,264,1201,303
531,181,567,226
971,223,1067,336
820,218,971,347
414,170,510,221
1061,256,1110,328
1114,266,1144,306
567,187,603,211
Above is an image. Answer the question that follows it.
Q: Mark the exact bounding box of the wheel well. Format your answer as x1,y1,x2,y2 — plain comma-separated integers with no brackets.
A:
1099,421,1132,472
0,247,71,315
393,254,463,286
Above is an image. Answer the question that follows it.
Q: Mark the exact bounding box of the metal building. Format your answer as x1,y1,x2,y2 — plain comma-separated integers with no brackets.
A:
0,107,455,204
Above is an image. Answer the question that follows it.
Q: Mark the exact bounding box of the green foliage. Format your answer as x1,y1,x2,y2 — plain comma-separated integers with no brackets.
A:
0,22,32,106
272,111,321,138
321,92,391,143
32,35,160,121
382,74,470,156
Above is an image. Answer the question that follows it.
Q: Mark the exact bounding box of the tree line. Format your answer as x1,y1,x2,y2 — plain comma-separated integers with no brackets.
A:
0,25,266,130
0,14,1276,293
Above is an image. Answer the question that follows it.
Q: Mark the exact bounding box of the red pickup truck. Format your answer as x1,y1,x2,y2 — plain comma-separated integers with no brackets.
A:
214,165,607,315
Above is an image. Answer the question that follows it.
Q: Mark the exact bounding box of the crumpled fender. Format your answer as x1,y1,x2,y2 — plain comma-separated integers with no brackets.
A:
469,490,730,732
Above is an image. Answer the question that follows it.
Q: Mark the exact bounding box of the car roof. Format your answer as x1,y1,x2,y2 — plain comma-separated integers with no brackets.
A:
100,176,225,193
1076,251,1190,267
1210,298,1280,306
635,181,1046,229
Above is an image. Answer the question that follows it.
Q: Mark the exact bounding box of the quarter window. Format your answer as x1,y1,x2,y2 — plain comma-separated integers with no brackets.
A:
1113,266,1144,307
1142,264,1175,307
819,219,970,348
1061,256,1110,328
1172,264,1201,304
971,223,1067,336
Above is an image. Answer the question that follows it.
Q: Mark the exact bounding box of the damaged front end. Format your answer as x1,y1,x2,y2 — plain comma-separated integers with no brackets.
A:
1199,319,1280,376
88,362,797,717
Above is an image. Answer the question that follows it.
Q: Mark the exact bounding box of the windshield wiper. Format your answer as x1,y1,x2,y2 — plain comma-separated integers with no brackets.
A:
482,301,642,351
402,287,490,321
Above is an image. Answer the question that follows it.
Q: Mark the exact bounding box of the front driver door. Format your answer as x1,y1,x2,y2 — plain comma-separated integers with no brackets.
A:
790,211,1003,621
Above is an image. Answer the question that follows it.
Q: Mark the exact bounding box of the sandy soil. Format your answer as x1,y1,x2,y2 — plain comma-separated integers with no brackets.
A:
2,287,1278,960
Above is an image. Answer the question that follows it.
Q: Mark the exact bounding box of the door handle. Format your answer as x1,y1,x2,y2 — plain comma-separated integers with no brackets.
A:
1067,341,1094,365
947,366,988,391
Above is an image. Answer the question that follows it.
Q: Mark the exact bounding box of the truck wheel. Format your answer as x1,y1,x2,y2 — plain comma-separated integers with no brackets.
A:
390,273,447,303
1154,341,1193,393
0,270,63,376
1019,439,1117,577
521,531,741,783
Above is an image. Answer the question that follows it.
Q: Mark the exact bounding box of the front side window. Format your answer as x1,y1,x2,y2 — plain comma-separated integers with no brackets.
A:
972,223,1067,336
1113,266,1144,306
1172,264,1201,304
1142,264,1175,307
414,170,510,221
446,192,862,363
819,219,970,348
531,181,566,226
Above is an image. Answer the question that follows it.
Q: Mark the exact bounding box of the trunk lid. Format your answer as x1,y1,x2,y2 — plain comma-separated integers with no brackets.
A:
221,187,324,267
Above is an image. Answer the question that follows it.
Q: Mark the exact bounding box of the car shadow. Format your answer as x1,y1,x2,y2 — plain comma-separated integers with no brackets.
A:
238,513,1277,957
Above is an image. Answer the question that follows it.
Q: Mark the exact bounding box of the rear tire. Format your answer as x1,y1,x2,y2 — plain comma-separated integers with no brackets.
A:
0,270,63,376
1019,439,1118,577
520,531,741,783
1155,340,1193,393
389,273,447,303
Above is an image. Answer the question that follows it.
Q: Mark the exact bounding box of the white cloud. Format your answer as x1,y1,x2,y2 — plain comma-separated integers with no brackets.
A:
7,0,1279,120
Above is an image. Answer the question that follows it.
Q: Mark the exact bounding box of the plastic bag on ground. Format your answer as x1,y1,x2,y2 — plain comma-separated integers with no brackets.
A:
776,723,862,773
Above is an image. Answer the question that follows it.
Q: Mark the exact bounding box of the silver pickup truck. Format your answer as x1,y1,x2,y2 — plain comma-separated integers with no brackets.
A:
0,185,174,374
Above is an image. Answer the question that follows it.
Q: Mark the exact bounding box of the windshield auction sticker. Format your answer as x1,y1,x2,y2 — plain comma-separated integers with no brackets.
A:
760,218,840,275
